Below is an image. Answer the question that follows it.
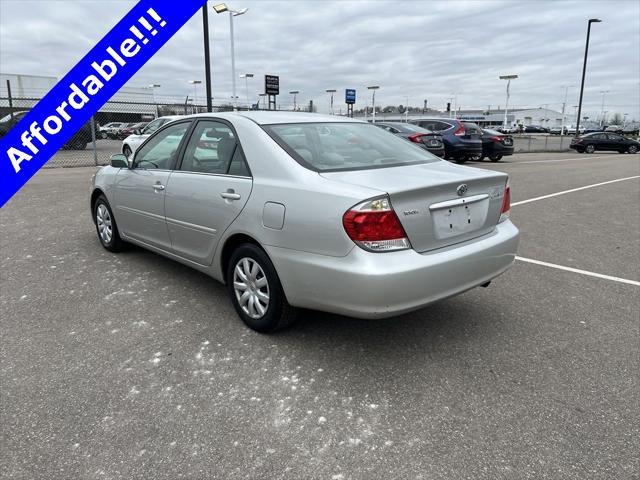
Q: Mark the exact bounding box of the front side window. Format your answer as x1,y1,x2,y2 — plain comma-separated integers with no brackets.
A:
180,121,240,175
133,122,189,170
265,122,439,172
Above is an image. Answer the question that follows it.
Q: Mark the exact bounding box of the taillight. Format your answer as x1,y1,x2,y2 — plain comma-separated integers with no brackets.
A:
407,133,425,143
490,136,504,142
499,182,511,223
453,122,465,136
342,196,411,252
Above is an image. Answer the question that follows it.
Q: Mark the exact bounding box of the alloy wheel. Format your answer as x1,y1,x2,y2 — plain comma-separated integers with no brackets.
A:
233,257,270,319
96,204,113,244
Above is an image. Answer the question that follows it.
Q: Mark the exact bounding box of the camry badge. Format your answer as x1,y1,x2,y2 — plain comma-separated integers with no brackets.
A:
456,184,468,196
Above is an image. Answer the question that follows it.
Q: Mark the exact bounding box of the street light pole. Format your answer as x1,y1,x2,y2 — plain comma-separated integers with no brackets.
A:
405,96,409,123
213,4,248,112
599,90,610,127
202,5,213,113
576,18,602,136
289,91,299,111
240,73,254,109
367,85,379,123
560,85,574,136
326,89,336,114
188,80,202,113
499,75,518,130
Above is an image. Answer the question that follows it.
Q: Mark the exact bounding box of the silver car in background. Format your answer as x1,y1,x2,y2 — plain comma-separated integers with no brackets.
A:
91,112,519,332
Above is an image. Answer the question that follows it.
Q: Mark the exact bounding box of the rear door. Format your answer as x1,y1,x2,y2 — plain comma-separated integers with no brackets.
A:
113,121,191,250
164,119,252,266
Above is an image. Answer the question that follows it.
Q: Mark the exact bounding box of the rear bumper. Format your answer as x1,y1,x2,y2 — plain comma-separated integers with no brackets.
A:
267,220,519,319
444,142,483,157
483,143,515,156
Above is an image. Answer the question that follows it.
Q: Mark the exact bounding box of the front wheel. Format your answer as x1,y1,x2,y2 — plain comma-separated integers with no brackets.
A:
94,195,126,252
227,244,297,333
628,145,638,154
489,155,503,162
585,144,596,154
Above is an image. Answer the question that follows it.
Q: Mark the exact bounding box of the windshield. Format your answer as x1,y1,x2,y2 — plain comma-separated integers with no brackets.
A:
264,122,439,172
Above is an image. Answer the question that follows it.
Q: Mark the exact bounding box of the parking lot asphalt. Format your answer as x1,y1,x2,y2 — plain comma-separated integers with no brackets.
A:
1,151,639,479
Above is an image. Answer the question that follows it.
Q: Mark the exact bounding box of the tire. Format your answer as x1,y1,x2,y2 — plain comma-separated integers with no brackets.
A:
100,131,108,139
453,155,467,163
123,145,132,158
489,155,503,162
575,148,584,153
628,145,638,154
466,154,481,162
585,144,595,154
227,243,297,333
94,195,126,252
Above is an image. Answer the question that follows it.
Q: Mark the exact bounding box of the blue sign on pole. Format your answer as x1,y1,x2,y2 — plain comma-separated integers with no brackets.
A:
345,89,356,104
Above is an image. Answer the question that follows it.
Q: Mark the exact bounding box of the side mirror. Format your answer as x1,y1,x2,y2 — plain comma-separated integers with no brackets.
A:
110,154,129,168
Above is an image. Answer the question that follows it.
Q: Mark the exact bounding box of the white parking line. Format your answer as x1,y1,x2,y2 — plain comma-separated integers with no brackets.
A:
506,155,617,165
511,176,640,206
516,256,640,287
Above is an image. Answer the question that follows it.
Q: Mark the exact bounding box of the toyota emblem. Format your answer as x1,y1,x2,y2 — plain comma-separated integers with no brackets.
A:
456,184,468,196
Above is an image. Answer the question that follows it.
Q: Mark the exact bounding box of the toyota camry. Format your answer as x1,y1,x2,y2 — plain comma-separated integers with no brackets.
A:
90,112,519,332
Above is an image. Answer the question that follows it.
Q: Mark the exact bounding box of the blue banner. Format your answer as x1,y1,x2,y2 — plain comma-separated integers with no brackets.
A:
0,0,206,207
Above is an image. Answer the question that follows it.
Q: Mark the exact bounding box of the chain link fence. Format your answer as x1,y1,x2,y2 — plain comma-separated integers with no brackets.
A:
5,94,636,168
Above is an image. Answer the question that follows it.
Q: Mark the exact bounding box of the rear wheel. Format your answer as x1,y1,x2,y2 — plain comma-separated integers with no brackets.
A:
585,144,596,154
454,157,467,164
628,145,638,154
227,243,297,333
489,154,503,162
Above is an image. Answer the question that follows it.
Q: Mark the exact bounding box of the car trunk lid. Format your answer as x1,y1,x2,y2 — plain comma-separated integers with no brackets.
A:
321,161,508,252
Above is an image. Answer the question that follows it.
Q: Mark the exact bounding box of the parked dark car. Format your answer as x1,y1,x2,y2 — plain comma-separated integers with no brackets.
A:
409,118,482,163
117,122,148,140
374,122,444,157
570,132,639,154
480,129,514,162
0,111,95,149
524,125,548,134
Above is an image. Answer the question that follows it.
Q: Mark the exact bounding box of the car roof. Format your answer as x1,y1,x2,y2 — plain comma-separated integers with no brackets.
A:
186,111,363,126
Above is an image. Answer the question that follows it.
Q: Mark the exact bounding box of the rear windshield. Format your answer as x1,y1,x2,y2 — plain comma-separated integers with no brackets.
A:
264,122,439,172
462,122,482,134
483,128,502,135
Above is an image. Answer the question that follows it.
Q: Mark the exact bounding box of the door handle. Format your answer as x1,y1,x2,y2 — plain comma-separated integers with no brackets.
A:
220,191,241,200
153,184,165,191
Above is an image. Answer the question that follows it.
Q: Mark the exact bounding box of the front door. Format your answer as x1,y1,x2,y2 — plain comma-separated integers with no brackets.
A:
113,121,191,250
164,120,252,265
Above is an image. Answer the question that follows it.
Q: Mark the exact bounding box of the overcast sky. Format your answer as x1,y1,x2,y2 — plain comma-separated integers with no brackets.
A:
1,0,639,118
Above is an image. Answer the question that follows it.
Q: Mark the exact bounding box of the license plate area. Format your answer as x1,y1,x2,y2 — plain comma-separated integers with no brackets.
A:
430,195,489,239
503,138,513,146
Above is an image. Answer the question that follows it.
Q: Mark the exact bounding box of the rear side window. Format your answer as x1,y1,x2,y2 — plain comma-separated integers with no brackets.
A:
180,121,238,174
264,122,438,172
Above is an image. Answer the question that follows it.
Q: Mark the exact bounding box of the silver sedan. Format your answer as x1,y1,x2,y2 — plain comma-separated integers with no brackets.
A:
91,112,519,332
